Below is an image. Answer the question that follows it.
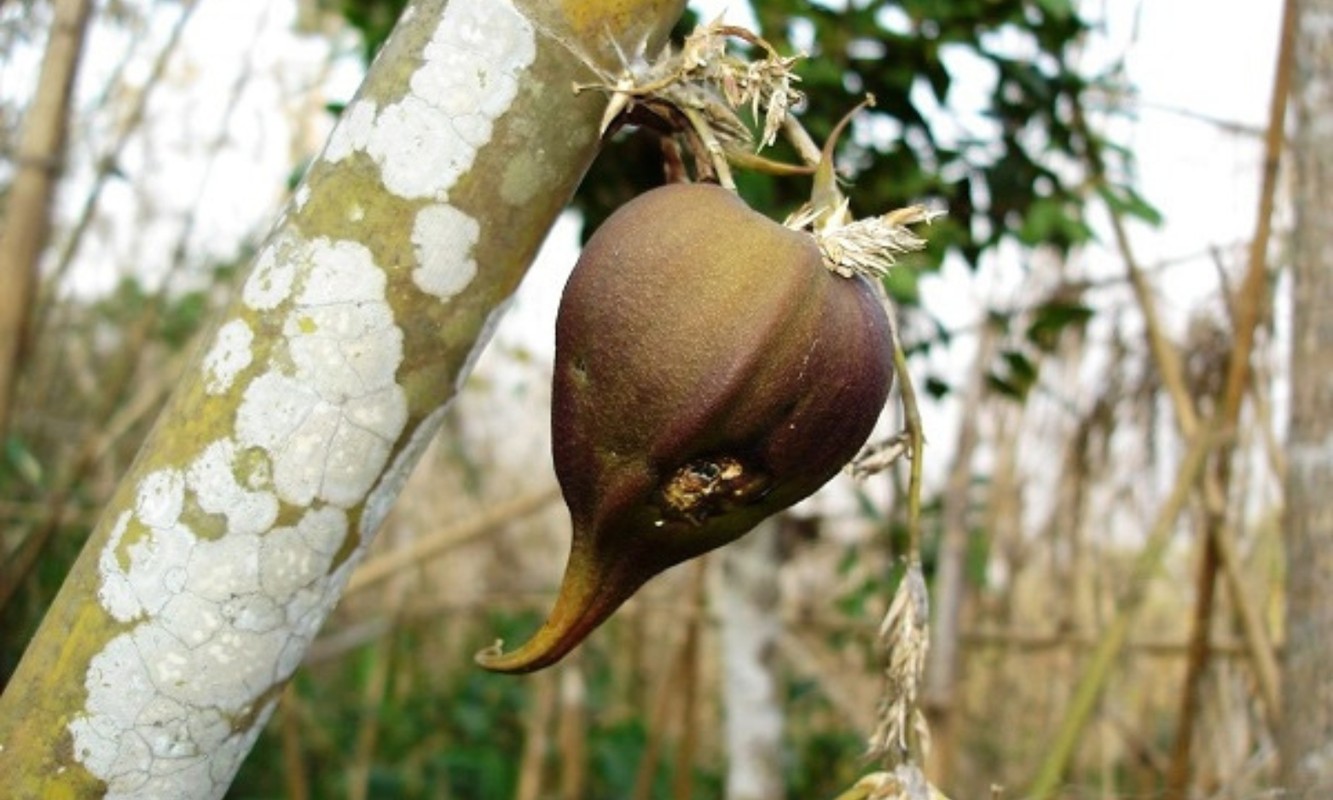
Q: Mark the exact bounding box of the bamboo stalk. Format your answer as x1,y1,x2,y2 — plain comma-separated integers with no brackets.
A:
33,0,197,335
0,0,93,438
280,684,311,800
631,616,690,800
347,589,404,800
1075,56,1286,748
1027,429,1218,799
924,323,996,781
1164,0,1298,749
1164,525,1220,799
515,670,557,800
557,661,589,800
671,560,707,800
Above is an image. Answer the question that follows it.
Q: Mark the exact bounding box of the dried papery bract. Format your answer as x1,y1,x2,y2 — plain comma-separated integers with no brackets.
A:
867,565,932,766
576,19,806,185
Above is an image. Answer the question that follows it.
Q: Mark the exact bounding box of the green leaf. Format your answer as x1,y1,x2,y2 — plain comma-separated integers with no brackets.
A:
1017,196,1092,249
988,348,1040,400
1026,299,1094,351
4,436,44,487
1036,0,1076,19
1097,182,1164,226
925,375,952,399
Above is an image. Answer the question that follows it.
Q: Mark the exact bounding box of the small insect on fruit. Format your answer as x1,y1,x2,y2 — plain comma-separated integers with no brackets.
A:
476,182,893,673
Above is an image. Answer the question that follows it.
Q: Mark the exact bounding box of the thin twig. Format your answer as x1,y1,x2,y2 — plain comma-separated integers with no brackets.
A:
344,487,559,595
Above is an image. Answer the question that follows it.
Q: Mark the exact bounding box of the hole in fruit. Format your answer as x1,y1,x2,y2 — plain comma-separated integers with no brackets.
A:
658,455,771,524
569,356,589,386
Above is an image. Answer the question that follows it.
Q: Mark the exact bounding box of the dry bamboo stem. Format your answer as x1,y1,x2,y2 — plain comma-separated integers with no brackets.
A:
279,684,311,800
557,663,589,800
347,586,405,800
1076,80,1285,730
631,618,689,800
672,561,708,800
1166,3,1298,773
35,0,196,330
924,323,997,783
1028,429,1218,799
1165,521,1221,799
0,0,93,438
515,670,557,800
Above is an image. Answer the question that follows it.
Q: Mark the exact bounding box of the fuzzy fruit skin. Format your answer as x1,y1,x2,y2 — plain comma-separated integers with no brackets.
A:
476,183,892,673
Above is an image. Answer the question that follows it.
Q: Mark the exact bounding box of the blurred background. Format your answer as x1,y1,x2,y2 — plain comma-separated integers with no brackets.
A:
0,0,1295,797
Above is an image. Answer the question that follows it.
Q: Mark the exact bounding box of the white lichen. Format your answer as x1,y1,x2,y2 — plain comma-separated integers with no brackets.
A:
202,320,254,395
75,235,409,794
241,239,298,312
322,0,535,201
236,238,406,507
411,204,480,300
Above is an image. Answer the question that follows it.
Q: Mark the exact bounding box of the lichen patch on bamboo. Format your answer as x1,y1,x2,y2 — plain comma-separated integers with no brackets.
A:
75,453,374,795
241,238,298,312
203,320,255,395
411,204,479,299
235,237,407,507
322,0,536,201
74,232,410,795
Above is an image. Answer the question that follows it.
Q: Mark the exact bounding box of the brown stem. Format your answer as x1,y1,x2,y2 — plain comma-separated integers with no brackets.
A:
1195,0,1296,735
671,560,707,800
1028,429,1219,799
631,601,696,800
557,663,589,800
515,670,557,800
34,0,198,337
0,0,93,440
1164,526,1219,799
279,685,310,800
345,487,559,596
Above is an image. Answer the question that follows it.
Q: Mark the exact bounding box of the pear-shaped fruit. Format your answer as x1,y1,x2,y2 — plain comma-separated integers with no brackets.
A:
476,182,892,673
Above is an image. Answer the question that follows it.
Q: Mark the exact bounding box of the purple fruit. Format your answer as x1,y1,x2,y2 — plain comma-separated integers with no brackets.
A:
477,183,892,673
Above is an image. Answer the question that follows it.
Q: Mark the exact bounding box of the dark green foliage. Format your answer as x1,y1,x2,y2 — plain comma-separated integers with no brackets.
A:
755,0,1099,267
988,347,1040,400
1026,297,1094,351
783,678,867,796
328,0,409,63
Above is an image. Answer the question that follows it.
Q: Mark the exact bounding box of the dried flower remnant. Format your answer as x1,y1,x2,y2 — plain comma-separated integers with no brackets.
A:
576,18,806,183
